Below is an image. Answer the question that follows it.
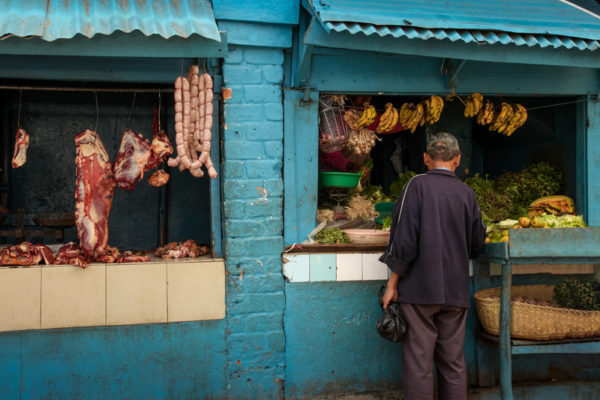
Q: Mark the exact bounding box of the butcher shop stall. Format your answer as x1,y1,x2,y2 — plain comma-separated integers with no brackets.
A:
0,1,228,335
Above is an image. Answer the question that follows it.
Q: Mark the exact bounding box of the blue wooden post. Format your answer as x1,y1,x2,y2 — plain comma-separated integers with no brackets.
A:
499,262,513,400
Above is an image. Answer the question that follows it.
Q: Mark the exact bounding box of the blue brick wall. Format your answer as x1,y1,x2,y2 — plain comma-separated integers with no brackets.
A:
222,45,285,399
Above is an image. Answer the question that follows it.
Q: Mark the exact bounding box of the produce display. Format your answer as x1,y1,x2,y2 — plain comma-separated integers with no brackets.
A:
75,129,116,259
343,109,379,156
464,92,528,136
11,128,29,168
553,277,600,311
167,65,218,178
315,228,351,244
344,194,380,220
398,95,444,133
465,162,563,222
375,103,399,134
360,185,395,204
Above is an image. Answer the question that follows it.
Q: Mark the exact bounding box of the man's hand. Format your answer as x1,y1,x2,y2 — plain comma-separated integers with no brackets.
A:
382,286,399,310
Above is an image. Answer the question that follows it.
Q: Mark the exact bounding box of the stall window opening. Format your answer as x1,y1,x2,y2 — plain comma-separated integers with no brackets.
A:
0,78,219,260
314,93,579,246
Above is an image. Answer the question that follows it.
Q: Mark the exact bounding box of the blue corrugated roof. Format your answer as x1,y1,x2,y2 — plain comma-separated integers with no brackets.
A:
0,0,221,42
307,0,600,50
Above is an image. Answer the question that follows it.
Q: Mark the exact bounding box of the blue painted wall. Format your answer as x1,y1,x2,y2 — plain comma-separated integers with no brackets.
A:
222,44,287,398
284,275,600,399
0,320,227,400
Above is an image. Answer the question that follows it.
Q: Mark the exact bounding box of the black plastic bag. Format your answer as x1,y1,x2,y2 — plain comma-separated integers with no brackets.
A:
376,286,408,342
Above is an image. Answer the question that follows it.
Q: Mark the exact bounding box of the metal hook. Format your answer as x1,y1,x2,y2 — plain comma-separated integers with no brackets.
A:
126,92,136,128
17,89,22,129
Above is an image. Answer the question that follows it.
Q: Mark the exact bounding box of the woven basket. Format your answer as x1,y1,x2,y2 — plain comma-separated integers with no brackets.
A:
474,285,600,341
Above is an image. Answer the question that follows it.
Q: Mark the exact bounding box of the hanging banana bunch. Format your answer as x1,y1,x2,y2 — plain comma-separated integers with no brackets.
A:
464,93,484,117
376,103,399,134
425,95,444,124
354,103,377,128
476,100,495,126
489,102,514,133
503,103,528,136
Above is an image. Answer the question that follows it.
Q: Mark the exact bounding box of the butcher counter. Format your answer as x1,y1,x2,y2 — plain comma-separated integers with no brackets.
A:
0,255,225,332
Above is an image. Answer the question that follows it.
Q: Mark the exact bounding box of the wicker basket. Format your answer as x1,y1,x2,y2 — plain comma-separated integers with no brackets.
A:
474,285,600,341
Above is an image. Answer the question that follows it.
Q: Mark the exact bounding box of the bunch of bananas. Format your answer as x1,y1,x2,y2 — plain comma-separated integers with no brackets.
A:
376,103,399,133
476,101,495,126
355,103,377,128
503,103,528,136
424,95,444,124
489,102,515,133
464,93,484,117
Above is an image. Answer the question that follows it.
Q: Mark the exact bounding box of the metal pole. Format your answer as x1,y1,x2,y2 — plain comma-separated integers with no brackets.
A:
0,85,173,93
499,262,514,400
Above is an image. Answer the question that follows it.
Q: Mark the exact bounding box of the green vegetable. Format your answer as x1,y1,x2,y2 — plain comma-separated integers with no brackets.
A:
389,171,417,199
495,162,563,216
553,277,600,310
465,174,513,222
382,216,392,231
535,213,586,228
360,185,388,204
315,228,351,244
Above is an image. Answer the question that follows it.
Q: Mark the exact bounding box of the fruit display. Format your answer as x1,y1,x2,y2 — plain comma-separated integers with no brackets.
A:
485,213,586,243
527,195,575,218
375,103,399,134
461,92,528,136
463,93,484,117
398,95,444,133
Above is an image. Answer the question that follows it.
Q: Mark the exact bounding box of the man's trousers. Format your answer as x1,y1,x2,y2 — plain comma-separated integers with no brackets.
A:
400,303,468,400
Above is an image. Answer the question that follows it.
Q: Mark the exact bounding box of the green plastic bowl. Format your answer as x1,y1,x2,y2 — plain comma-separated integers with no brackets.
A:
318,172,362,189
375,201,396,224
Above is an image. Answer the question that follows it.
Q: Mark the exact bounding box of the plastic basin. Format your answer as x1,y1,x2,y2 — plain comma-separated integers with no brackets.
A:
319,172,362,189
375,202,396,224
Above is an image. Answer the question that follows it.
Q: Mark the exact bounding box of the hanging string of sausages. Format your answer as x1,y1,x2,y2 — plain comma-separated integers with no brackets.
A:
168,65,218,178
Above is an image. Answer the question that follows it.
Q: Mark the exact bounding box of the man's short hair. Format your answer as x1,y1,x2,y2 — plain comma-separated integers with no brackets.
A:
426,132,461,161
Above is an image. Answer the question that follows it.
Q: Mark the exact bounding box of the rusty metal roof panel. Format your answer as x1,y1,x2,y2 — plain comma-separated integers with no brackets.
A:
0,0,221,42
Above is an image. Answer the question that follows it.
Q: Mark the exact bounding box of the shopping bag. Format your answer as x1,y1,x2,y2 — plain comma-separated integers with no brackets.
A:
376,286,408,342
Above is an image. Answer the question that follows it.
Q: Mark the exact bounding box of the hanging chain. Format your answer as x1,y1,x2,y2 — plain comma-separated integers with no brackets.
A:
126,92,136,128
16,89,22,129
158,88,161,131
94,92,99,132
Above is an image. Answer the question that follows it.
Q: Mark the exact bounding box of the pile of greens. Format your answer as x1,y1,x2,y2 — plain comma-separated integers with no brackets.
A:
360,185,395,204
553,277,600,310
534,213,586,228
465,162,564,221
389,171,417,199
315,228,351,244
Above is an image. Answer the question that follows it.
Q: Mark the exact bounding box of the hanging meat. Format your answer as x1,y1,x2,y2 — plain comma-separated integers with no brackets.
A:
53,242,88,268
0,242,54,266
167,65,217,179
75,130,116,259
147,169,170,187
145,130,173,170
11,128,30,168
113,129,152,191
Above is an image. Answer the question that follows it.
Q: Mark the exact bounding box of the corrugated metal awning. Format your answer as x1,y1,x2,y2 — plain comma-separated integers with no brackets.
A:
0,0,221,42
306,0,600,51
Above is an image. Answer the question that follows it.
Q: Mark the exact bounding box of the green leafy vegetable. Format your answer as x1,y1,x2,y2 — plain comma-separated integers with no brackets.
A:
495,162,563,215
389,171,417,199
553,277,600,310
315,228,351,244
382,216,392,231
464,174,513,222
534,213,586,228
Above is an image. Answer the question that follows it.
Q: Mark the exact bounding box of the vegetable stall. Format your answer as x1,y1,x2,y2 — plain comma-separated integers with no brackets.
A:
282,1,600,397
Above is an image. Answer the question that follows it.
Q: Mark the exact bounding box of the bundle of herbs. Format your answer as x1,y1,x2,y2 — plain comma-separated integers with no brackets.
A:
315,228,351,244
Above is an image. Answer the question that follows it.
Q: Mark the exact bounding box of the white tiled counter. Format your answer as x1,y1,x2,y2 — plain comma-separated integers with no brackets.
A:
0,257,225,333
282,253,389,283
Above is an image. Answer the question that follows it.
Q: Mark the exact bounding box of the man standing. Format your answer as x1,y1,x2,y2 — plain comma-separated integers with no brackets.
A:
380,132,487,400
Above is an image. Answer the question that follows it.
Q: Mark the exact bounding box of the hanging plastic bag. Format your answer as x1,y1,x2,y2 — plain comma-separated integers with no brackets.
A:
376,286,408,343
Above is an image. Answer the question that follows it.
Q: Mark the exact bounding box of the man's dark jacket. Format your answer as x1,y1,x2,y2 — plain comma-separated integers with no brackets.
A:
379,169,487,308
